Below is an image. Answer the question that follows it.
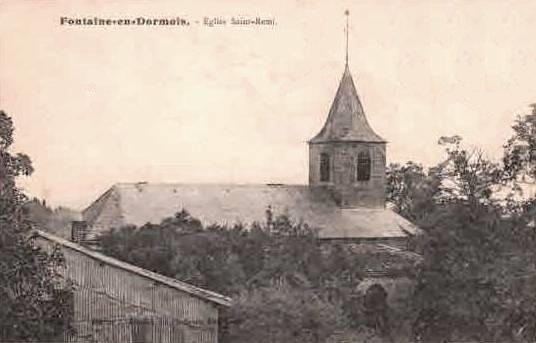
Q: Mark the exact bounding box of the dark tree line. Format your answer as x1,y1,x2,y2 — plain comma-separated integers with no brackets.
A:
0,111,73,341
99,209,376,342
3,103,534,342
99,105,536,342
387,105,536,342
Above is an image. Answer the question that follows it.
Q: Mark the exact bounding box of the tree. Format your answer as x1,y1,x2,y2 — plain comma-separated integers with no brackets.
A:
99,207,366,296
99,208,365,341
100,211,249,295
406,138,506,342
0,111,72,340
503,104,536,184
412,203,506,342
401,132,536,342
502,105,536,229
24,198,80,239
225,286,349,343
386,161,441,223
435,135,503,207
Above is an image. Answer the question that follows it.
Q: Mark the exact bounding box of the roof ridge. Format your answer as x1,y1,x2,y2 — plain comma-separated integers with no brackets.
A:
33,230,232,307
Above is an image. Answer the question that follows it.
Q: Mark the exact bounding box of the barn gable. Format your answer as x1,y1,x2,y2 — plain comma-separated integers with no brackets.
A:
35,229,231,306
34,230,231,343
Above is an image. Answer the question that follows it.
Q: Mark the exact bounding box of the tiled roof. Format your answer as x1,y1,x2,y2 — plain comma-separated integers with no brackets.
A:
309,66,385,143
83,182,418,239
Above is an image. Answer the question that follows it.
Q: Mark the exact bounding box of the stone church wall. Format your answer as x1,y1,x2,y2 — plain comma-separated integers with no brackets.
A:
309,142,386,208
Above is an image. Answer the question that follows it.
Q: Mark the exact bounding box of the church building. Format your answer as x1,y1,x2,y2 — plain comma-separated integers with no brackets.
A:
77,26,420,284
80,63,417,243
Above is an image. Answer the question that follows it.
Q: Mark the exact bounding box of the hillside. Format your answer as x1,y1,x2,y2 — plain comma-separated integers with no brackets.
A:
25,198,81,239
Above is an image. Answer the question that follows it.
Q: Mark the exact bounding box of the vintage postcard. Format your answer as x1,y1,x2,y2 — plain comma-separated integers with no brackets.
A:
0,1,535,342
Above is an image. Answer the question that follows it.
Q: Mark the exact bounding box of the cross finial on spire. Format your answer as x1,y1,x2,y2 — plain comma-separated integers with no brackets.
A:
345,9,349,67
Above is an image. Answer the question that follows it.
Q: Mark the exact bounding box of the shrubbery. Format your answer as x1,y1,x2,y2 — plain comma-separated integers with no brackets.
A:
0,111,73,341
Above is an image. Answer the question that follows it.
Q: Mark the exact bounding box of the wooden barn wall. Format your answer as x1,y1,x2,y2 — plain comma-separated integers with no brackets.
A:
37,238,220,343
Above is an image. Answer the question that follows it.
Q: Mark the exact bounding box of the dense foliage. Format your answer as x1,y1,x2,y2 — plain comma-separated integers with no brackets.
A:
226,286,347,343
387,107,536,342
25,198,80,239
503,104,536,183
0,111,73,341
99,209,373,342
98,105,536,342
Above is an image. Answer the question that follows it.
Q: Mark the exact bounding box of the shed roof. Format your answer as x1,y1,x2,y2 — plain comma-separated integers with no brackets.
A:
34,229,232,307
83,183,418,239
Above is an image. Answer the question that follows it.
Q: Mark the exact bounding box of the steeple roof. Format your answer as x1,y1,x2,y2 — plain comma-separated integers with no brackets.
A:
310,66,385,143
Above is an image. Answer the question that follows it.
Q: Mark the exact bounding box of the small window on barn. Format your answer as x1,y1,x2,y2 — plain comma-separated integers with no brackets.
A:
356,151,371,181
320,153,331,182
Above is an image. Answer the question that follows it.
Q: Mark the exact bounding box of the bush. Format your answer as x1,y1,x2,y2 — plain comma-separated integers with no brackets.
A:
225,286,349,343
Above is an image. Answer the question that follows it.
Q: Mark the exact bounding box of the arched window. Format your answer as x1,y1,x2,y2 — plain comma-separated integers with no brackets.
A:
357,151,371,181
320,153,331,182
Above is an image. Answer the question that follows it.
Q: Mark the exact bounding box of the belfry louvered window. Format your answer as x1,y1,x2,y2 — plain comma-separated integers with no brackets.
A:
357,151,371,181
320,153,331,182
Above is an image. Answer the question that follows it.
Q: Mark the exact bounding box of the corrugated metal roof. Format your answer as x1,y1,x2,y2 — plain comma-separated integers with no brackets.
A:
83,183,418,239
34,229,232,307
310,66,385,143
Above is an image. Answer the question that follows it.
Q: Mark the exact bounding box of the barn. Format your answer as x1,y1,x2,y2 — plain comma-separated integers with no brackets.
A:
33,230,231,343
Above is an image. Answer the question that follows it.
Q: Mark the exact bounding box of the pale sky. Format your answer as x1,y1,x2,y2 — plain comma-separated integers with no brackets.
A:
1,0,535,209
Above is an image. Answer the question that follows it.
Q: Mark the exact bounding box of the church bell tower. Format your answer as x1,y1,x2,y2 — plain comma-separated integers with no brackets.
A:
308,11,386,208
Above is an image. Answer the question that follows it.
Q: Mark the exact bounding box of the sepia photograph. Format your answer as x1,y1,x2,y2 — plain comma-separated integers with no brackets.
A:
0,1,535,342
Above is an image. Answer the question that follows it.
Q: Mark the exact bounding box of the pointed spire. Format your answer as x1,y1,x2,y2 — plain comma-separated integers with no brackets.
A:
309,17,385,144
309,68,385,143
345,10,349,67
